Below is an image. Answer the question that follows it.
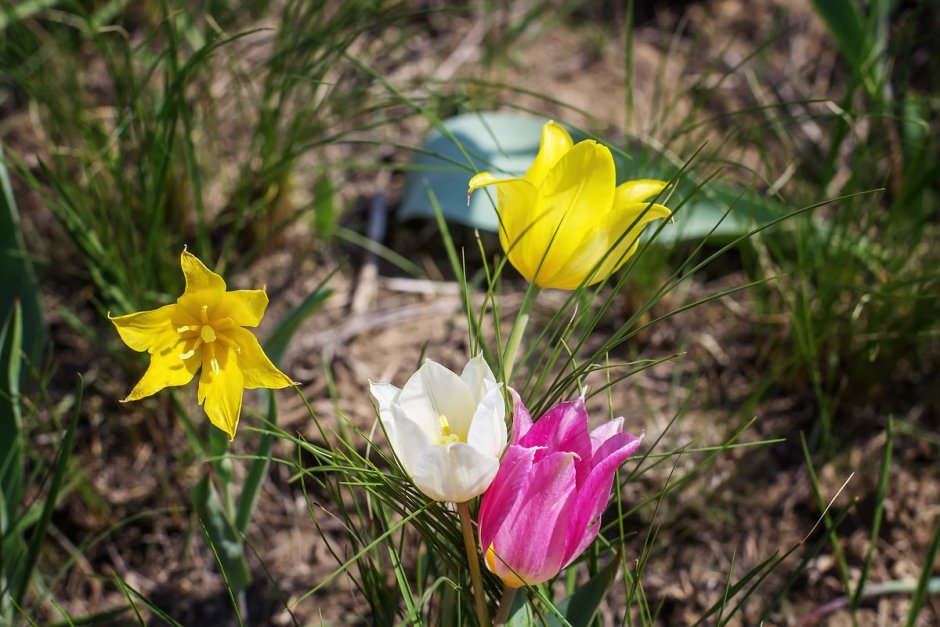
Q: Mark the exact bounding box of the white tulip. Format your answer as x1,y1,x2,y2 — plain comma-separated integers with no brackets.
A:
370,354,508,502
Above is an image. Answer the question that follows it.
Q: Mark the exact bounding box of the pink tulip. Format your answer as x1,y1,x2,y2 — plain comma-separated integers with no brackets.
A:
478,394,642,587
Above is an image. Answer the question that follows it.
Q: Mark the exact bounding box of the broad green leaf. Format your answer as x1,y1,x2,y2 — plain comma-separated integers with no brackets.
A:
192,475,251,596
809,0,869,70
546,554,622,627
313,174,337,239
0,303,23,531
0,145,45,362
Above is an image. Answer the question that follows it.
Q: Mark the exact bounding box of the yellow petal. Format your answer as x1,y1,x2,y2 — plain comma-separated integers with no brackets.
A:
109,303,178,352
525,140,615,286
590,202,672,283
467,171,502,194
216,289,269,328
614,179,668,205
524,121,574,188
197,341,244,439
125,336,200,401
490,179,541,282
180,249,226,295
224,327,293,390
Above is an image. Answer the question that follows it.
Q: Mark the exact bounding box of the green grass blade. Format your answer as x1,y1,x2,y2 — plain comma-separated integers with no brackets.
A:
852,416,893,610
906,517,940,627
13,376,82,606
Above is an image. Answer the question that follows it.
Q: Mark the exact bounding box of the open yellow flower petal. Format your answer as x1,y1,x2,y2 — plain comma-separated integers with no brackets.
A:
125,334,200,400
216,289,269,328
524,121,574,188
224,327,293,389
197,340,244,439
109,303,177,352
180,249,226,294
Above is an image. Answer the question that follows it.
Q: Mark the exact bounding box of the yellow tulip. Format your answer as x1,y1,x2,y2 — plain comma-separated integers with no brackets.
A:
110,250,293,439
468,122,671,290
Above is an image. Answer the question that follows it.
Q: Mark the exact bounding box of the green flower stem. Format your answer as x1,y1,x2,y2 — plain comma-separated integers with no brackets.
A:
502,287,539,382
457,501,490,627
493,585,518,626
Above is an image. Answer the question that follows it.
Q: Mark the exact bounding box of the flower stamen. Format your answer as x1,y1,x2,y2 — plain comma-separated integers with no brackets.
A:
438,414,461,445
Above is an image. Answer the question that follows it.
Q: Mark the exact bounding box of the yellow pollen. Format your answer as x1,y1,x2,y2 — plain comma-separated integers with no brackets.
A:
200,304,210,323
438,415,461,445
179,349,196,360
200,325,217,342
210,357,220,376
176,325,191,333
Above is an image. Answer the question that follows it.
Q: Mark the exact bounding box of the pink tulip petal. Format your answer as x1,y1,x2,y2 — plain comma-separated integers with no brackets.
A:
478,444,537,552
589,416,623,455
509,390,533,444
563,431,642,564
485,450,579,585
520,398,593,484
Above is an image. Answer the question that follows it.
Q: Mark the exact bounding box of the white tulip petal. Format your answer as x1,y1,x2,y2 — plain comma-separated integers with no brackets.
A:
466,385,508,456
411,359,475,438
460,353,498,402
386,407,434,478
395,365,445,439
412,443,500,502
369,382,401,419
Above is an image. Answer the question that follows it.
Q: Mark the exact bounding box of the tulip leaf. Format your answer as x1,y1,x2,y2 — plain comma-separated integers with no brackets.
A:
0,145,45,363
545,554,622,627
192,475,251,596
504,589,535,627
0,302,23,530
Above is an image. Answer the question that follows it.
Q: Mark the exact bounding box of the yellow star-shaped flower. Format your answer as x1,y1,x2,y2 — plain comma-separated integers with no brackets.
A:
110,249,293,439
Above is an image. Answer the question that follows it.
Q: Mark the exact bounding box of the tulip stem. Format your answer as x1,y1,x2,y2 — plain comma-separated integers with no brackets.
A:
493,586,518,626
502,287,538,381
457,501,491,627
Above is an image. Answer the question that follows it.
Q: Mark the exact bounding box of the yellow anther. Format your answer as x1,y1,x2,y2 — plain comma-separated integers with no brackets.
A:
178,349,196,360
176,325,191,334
200,304,210,323
210,357,220,376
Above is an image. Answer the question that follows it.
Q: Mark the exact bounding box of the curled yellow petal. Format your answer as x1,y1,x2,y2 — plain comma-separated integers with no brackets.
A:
614,179,668,206
591,202,672,282
524,121,574,188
